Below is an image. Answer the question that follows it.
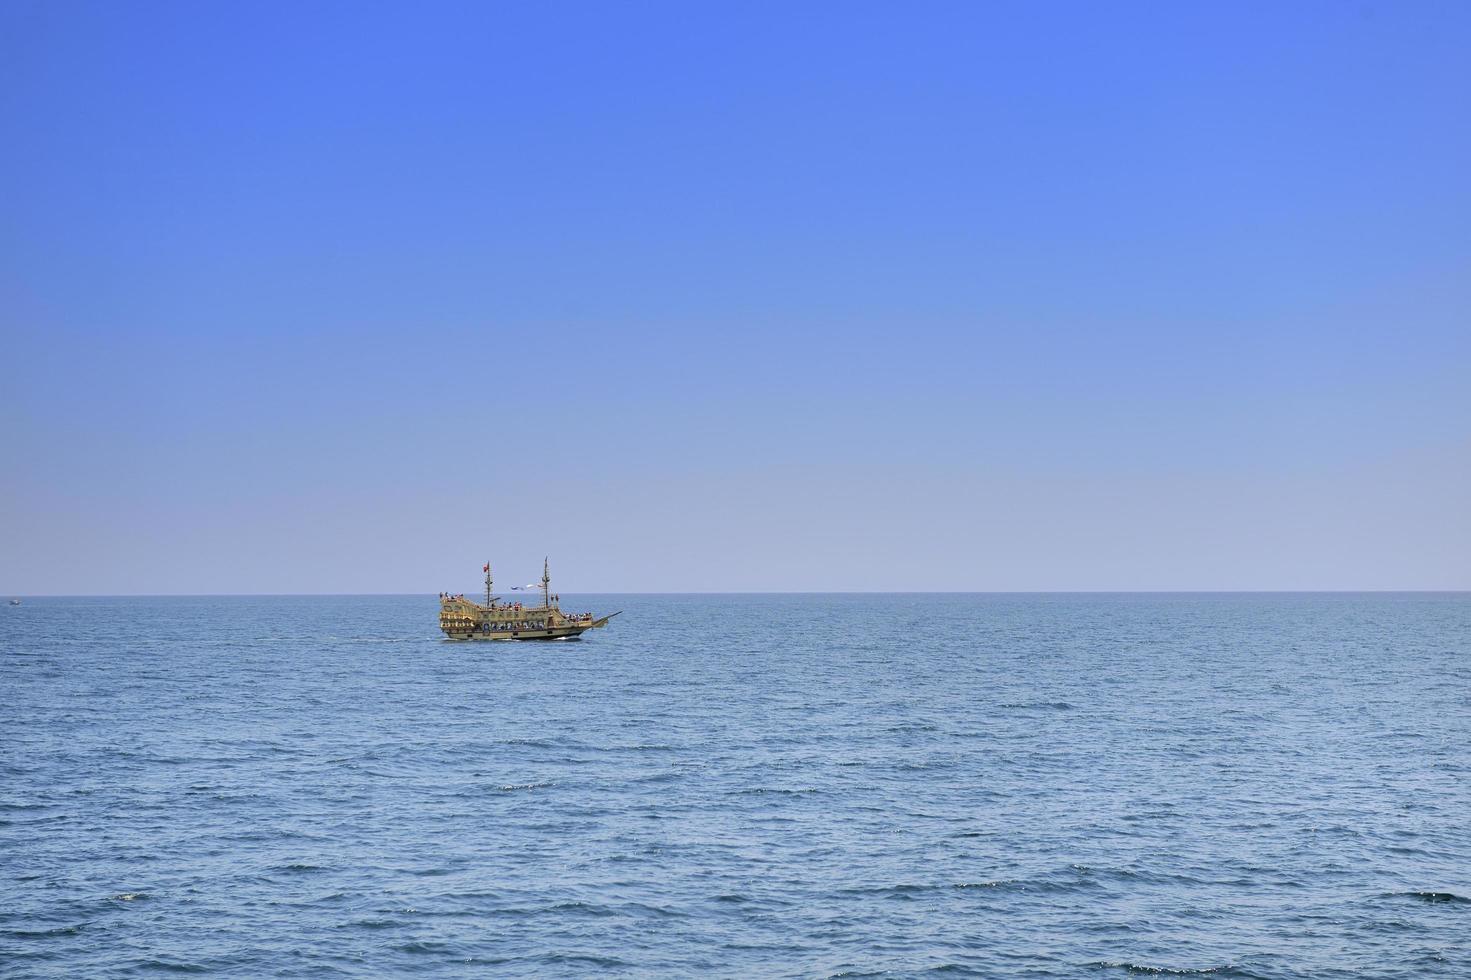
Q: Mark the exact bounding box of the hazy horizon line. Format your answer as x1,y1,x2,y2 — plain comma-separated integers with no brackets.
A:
7,590,1469,599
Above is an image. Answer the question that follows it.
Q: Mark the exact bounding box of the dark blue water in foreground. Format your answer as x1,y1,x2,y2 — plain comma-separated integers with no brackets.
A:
3,594,1469,978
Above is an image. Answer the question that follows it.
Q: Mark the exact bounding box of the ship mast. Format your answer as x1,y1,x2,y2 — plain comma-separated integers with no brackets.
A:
542,557,551,609
484,561,493,608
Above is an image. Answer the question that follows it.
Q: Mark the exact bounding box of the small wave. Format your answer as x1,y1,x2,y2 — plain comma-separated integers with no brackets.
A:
110,892,149,902
1386,890,1470,905
547,901,617,916
631,771,680,785
999,701,1075,710
4,924,84,938
541,952,633,968
1090,962,1251,977
840,878,1082,898
132,960,207,974
496,781,555,792
342,917,405,931
1093,867,1211,887
495,901,620,918
892,760,958,772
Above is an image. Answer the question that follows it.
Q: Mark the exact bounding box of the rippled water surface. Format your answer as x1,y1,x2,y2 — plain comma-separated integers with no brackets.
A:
3,593,1469,977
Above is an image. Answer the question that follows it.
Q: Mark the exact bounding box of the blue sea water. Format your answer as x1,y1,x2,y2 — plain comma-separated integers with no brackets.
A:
2,593,1468,978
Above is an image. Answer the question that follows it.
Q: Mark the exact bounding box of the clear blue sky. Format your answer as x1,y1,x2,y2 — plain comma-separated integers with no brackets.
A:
2,1,1467,594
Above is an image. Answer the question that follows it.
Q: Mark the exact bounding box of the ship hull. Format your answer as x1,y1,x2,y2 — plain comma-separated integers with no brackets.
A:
443,625,592,641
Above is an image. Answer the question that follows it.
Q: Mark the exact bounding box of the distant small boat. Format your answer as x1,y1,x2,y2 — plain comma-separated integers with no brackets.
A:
7,599,19,606
439,558,619,641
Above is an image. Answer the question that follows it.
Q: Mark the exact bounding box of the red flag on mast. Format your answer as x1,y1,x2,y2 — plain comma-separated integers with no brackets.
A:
483,563,490,573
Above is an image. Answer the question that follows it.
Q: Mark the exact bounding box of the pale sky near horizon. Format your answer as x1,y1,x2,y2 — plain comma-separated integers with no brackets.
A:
3,1,1468,595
